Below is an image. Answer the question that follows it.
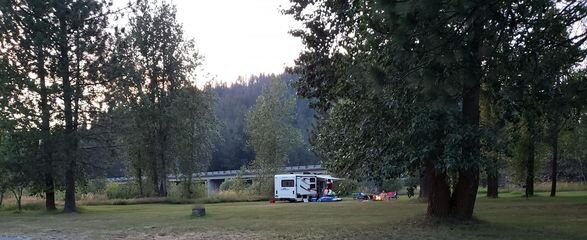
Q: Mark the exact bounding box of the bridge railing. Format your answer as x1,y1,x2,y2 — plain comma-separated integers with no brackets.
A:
108,165,324,183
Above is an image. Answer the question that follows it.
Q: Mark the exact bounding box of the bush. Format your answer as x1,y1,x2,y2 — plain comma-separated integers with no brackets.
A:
87,179,107,194
219,178,247,193
168,182,206,199
249,178,273,197
105,182,140,199
333,179,359,196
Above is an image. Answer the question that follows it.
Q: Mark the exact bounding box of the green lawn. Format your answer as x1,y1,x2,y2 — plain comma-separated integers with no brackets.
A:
1,192,586,239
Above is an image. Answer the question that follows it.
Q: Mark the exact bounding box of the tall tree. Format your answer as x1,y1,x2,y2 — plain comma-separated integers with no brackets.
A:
246,77,302,196
52,0,111,212
105,0,209,197
544,71,587,196
0,0,58,211
287,0,587,219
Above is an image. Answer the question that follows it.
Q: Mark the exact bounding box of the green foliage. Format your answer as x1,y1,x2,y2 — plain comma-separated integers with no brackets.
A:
209,74,318,171
403,177,419,189
246,77,303,196
332,179,359,197
559,113,587,182
249,179,275,197
382,179,403,192
105,183,141,200
86,179,108,194
105,0,216,197
288,0,587,218
168,182,206,199
219,178,247,193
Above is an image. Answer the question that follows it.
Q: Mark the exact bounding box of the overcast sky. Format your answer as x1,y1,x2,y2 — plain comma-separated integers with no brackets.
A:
117,0,303,85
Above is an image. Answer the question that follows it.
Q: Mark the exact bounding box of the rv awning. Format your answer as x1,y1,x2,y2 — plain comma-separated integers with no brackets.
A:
316,175,344,180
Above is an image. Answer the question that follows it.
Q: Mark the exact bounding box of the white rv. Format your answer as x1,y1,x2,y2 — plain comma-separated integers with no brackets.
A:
274,174,339,202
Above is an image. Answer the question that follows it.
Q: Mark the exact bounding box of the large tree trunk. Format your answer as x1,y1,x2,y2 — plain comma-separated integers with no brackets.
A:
550,131,559,197
449,18,482,220
450,70,480,219
57,4,76,213
36,45,56,211
425,162,451,218
450,169,480,219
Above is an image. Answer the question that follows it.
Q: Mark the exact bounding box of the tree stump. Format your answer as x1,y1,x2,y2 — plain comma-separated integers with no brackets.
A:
192,207,206,217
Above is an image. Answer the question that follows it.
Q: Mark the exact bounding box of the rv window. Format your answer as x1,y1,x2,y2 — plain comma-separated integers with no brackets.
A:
310,184,316,189
281,180,294,187
310,178,316,183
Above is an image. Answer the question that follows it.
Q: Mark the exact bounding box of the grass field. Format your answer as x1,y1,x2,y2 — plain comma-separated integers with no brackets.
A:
1,191,586,240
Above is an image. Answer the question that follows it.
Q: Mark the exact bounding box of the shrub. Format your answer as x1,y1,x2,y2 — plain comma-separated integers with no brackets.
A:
249,179,273,197
219,178,247,193
333,179,359,196
87,179,107,194
105,182,140,199
168,182,206,199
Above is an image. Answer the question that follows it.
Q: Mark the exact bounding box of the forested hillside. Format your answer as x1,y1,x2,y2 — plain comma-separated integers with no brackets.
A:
209,73,318,171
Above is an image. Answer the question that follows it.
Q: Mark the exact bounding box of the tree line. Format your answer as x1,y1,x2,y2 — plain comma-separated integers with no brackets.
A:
209,73,317,172
0,0,218,212
0,0,319,212
287,0,587,220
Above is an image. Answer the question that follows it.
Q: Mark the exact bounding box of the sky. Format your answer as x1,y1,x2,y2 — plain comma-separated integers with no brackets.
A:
118,0,304,86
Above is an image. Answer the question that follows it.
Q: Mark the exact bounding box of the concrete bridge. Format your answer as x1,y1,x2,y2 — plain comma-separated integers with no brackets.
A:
108,165,326,196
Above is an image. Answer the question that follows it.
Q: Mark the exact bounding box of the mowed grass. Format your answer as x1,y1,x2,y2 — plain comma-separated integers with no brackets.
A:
1,192,586,240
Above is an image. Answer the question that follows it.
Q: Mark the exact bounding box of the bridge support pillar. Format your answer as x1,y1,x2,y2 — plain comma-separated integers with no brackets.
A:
206,179,222,196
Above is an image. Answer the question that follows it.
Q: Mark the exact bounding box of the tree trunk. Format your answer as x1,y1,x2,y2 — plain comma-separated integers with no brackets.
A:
158,119,168,197
45,175,56,211
450,169,480,219
486,168,498,198
550,132,559,197
487,154,499,198
151,156,159,196
12,189,22,212
57,5,76,213
450,80,480,218
0,190,4,207
449,17,482,220
526,120,536,198
419,167,429,200
36,45,56,211
185,175,193,198
137,166,144,197
425,162,451,218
